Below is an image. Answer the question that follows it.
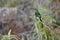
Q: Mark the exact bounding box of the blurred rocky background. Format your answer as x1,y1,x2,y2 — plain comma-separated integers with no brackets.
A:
0,0,37,40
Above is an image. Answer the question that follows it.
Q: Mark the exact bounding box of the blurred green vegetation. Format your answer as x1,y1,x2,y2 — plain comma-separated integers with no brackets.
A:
0,29,17,40
35,4,60,40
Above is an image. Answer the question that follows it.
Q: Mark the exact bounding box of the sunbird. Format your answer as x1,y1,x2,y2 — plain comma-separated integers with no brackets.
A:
35,9,42,22
35,9,43,28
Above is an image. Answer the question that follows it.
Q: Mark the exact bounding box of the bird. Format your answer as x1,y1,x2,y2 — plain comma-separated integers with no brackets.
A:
35,9,43,28
35,9,42,22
